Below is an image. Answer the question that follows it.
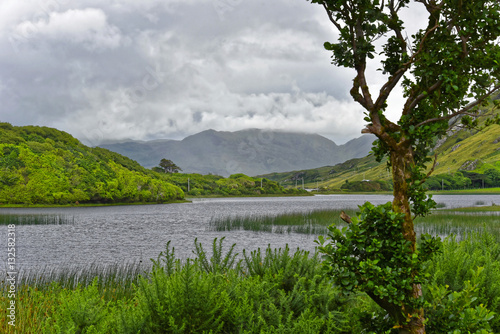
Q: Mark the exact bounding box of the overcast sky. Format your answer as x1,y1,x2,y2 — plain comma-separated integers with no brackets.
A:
0,0,427,145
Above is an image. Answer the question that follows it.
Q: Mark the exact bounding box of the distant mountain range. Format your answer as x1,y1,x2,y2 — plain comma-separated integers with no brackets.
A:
100,129,375,176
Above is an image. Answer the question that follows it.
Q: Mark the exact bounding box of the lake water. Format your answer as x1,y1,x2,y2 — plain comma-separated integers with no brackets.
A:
1,194,500,271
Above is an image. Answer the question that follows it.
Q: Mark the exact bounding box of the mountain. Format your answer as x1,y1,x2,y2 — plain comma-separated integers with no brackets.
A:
100,129,375,177
260,118,500,191
0,123,184,205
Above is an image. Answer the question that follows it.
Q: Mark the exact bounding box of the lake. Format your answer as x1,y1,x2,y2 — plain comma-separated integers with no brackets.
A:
1,194,500,271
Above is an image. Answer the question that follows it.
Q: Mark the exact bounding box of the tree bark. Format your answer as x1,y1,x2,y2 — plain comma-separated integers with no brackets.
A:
390,146,426,334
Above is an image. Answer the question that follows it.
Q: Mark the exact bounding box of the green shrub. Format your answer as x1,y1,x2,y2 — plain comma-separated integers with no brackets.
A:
423,232,500,331
44,279,114,334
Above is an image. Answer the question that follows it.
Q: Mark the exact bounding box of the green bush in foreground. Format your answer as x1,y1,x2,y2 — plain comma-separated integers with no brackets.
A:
2,234,499,333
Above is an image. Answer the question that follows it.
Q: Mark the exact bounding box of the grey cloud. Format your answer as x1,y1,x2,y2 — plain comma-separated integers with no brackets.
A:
0,0,367,146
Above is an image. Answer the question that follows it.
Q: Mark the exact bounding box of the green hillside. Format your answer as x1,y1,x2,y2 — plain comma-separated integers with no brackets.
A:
158,172,308,197
0,123,184,205
261,108,500,192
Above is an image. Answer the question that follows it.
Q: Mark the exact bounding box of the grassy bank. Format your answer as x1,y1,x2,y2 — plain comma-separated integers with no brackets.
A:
429,187,500,195
1,234,498,333
0,199,191,209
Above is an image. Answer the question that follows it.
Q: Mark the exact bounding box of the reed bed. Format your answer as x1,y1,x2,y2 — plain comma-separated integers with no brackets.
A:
3,261,148,300
208,208,356,235
0,214,75,225
0,261,148,333
209,208,500,238
415,211,500,239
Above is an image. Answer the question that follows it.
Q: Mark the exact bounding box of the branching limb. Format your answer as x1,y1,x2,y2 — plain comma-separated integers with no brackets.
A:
415,85,500,128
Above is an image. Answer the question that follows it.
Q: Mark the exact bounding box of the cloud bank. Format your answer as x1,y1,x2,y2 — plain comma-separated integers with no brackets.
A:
0,0,418,145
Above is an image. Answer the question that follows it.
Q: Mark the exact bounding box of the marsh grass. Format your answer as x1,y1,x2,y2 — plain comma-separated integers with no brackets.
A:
415,211,500,239
209,209,355,235
0,261,147,334
210,208,500,238
1,235,499,333
7,261,147,301
0,214,75,225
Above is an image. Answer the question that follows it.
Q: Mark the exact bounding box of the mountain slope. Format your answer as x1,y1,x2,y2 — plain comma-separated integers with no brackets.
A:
260,118,500,190
0,123,184,205
100,129,375,176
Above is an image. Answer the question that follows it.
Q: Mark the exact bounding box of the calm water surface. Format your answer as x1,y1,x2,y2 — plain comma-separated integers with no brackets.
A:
1,194,500,270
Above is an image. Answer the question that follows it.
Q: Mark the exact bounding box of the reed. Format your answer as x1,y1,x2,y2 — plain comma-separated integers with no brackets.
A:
209,208,500,238
0,214,74,225
208,208,356,234
414,211,500,239
9,261,148,301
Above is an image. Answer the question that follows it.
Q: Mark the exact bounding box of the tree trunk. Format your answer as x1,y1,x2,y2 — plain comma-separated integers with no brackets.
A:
390,147,426,334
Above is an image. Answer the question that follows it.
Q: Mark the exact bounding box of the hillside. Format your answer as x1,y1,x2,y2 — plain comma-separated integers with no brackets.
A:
0,123,185,205
100,129,375,177
260,107,500,191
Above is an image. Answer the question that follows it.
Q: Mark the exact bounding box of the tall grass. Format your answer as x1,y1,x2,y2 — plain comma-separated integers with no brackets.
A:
209,208,500,238
0,261,147,334
12,261,147,301
1,235,499,333
0,214,74,225
415,211,500,239
209,208,356,235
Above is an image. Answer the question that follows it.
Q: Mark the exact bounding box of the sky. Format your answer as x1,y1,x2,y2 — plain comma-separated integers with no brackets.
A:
0,0,427,146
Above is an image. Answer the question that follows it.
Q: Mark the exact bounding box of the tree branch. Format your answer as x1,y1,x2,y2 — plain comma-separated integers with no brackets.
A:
414,85,500,128
340,211,352,224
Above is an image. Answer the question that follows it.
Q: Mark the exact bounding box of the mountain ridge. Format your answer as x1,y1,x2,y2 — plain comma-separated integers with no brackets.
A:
100,129,375,177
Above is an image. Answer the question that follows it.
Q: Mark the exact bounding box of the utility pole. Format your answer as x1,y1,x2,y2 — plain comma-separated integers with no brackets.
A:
188,178,190,192
302,177,304,190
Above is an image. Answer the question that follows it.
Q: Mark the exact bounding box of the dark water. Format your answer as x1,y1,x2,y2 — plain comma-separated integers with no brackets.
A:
1,194,500,270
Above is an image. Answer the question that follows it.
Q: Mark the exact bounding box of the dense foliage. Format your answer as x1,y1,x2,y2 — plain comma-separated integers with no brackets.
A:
1,234,498,333
308,0,500,331
158,172,307,197
425,169,500,190
0,123,184,205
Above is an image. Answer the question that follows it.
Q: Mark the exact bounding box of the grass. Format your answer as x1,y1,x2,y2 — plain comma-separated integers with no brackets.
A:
415,211,500,238
208,208,356,235
1,234,499,333
209,206,500,239
428,187,500,195
441,204,500,212
0,214,75,225
0,261,147,333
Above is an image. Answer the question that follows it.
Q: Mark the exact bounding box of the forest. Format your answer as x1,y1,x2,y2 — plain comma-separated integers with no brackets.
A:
156,172,308,197
0,123,184,205
0,123,298,205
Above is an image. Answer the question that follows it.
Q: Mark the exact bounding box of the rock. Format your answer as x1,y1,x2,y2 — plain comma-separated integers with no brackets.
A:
459,159,479,171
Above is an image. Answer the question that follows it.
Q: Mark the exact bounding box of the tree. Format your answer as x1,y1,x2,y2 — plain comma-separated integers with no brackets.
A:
309,1,500,332
158,159,182,173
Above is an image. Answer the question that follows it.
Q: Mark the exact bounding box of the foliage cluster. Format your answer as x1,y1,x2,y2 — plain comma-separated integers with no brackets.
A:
425,169,500,190
0,123,184,205
158,172,306,197
1,234,498,333
316,202,442,327
1,239,366,333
